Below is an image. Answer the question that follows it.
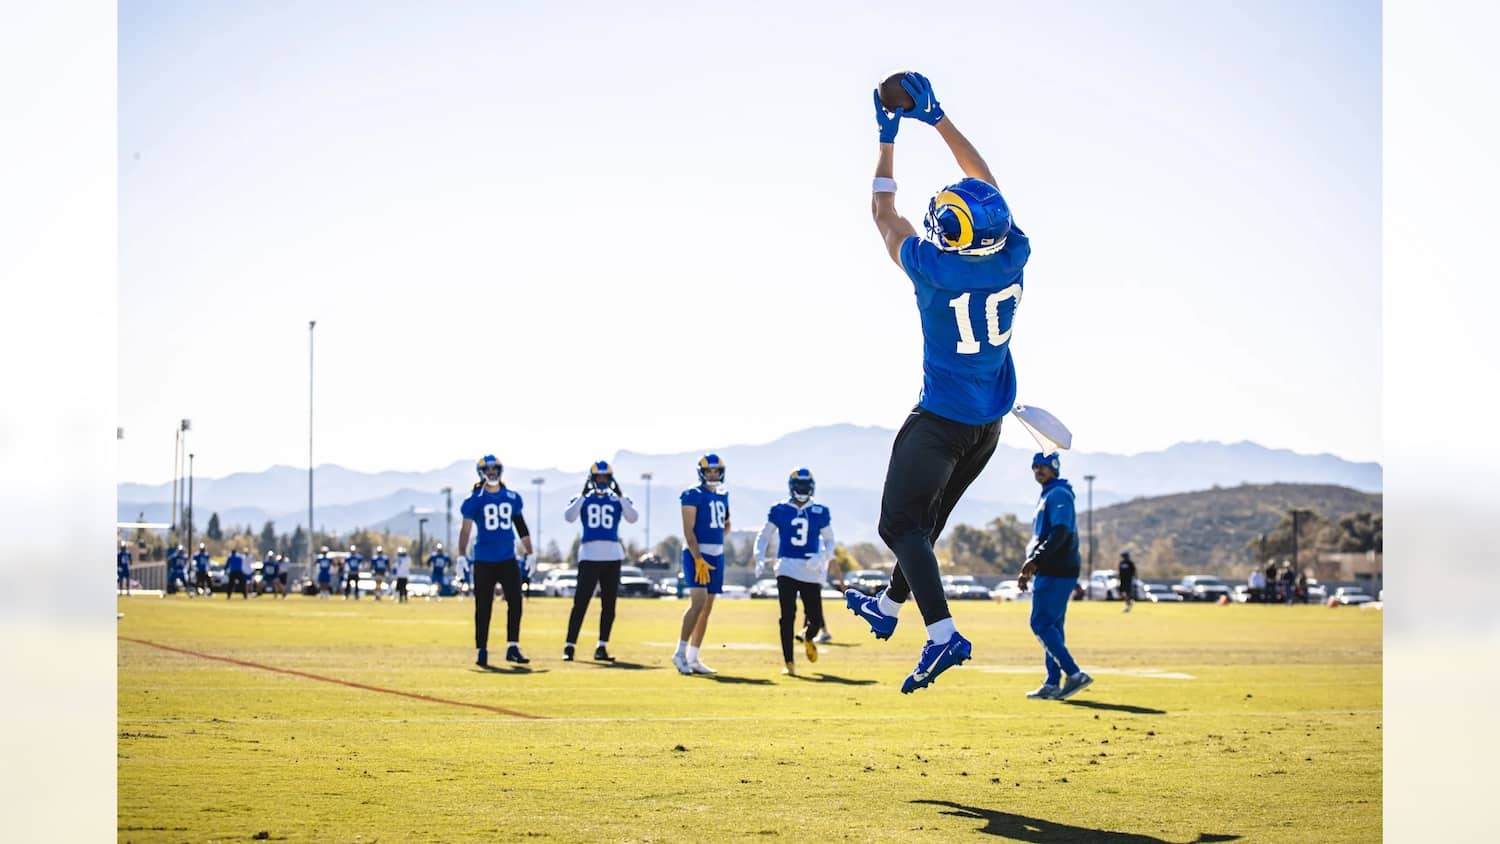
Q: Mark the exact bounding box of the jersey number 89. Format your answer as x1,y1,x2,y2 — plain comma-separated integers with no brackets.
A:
483,502,513,531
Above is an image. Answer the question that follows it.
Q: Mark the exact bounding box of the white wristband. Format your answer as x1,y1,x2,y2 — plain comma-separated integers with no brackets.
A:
872,177,898,194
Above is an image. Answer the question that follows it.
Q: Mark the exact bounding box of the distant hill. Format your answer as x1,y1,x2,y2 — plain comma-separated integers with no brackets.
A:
117,425,1381,547
1087,483,1383,574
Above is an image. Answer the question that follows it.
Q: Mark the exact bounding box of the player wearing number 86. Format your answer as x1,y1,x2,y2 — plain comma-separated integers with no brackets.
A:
561,460,639,663
458,454,535,667
855,71,1033,693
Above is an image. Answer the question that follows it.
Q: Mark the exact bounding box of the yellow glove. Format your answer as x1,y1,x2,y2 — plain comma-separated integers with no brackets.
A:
693,554,715,584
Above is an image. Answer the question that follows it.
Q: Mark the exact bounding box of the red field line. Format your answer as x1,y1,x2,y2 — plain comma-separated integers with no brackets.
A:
120,636,544,720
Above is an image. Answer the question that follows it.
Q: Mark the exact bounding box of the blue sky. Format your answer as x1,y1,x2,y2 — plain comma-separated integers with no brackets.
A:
117,0,1381,483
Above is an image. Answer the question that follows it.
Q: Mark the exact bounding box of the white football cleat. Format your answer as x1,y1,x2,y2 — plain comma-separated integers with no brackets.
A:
813,630,833,644
672,652,694,675
689,659,717,675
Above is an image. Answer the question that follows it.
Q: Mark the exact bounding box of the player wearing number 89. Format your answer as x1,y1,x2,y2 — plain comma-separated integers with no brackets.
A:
753,468,838,675
458,454,535,667
673,454,730,675
561,460,639,663
855,71,1032,693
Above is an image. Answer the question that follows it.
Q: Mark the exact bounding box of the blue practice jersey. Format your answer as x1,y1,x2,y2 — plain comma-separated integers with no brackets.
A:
344,553,363,574
578,492,625,543
766,501,832,560
262,557,280,577
899,228,1031,425
370,554,389,573
118,548,131,567
461,485,525,562
1028,478,1081,578
316,556,333,578
428,551,449,573
193,551,210,573
680,485,730,547
226,552,244,574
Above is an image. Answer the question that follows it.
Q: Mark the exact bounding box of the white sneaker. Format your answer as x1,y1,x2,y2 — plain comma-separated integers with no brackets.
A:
689,659,717,675
672,652,694,675
1026,684,1061,700
1057,671,1094,700
814,630,833,644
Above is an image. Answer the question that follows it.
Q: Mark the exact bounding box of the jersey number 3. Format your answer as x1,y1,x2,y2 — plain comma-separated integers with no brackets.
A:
948,285,1021,354
483,502,513,531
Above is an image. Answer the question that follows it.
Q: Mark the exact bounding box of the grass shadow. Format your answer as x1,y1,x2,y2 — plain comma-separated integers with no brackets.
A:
1060,699,1166,715
704,674,775,686
912,800,1239,843
473,665,548,675
587,660,661,671
797,673,878,686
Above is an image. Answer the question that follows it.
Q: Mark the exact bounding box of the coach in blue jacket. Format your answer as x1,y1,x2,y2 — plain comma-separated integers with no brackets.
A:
1017,452,1093,701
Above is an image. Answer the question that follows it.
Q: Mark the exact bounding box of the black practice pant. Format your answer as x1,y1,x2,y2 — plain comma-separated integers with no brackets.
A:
195,571,211,593
566,560,621,645
396,576,408,602
878,407,1002,625
226,571,249,599
777,576,826,663
473,560,524,649
1119,576,1134,601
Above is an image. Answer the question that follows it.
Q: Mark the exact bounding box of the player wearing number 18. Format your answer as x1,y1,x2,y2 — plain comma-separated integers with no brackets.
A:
673,454,730,676
561,460,639,662
852,71,1032,694
459,454,535,667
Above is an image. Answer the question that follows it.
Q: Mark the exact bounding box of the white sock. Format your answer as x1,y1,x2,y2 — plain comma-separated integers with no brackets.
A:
686,645,700,663
597,640,607,648
877,591,903,617
565,641,575,648
508,641,518,650
926,618,957,643
675,640,688,657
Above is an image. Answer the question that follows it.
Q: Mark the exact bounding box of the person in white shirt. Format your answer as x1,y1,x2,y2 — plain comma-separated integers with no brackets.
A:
1248,568,1267,603
753,468,841,675
561,461,639,662
393,548,413,603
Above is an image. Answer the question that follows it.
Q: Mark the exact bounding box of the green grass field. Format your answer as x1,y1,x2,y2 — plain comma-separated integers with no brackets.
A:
117,593,1381,843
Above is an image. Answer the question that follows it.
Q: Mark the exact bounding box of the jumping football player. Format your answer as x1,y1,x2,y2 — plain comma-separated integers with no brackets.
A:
753,468,839,675
673,454,730,676
343,545,363,600
1019,452,1091,700
192,543,212,596
427,543,450,601
561,460,639,663
458,454,535,666
370,545,390,600
315,546,335,599
847,72,1032,693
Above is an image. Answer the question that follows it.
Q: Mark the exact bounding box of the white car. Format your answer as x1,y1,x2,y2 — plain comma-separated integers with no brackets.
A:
994,580,1031,602
719,584,750,600
1086,569,1126,600
1332,586,1375,606
749,578,779,599
942,574,993,600
1142,583,1183,603
541,569,579,598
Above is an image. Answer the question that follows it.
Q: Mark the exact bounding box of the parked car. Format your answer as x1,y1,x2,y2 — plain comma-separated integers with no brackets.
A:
1085,570,1122,600
654,576,680,597
405,573,434,598
541,569,579,598
994,579,1031,602
750,578,780,599
618,565,657,598
1172,575,1232,602
845,569,891,596
720,584,750,600
1305,578,1329,602
1142,583,1183,603
1231,584,1252,603
941,574,993,600
1332,586,1375,606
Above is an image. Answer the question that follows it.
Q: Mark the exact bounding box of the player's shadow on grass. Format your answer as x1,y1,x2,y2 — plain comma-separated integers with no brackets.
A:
795,673,878,686
1060,699,1165,715
912,800,1240,843
704,674,775,686
584,660,661,671
474,665,549,675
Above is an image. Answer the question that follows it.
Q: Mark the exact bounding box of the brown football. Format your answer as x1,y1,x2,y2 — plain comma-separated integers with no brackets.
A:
879,72,915,112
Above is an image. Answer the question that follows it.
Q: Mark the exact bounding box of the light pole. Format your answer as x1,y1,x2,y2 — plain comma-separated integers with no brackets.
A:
187,452,195,553
417,517,429,567
640,472,653,556
1083,474,1096,598
530,477,545,560
177,419,190,535
1290,508,1313,575
441,486,453,551
308,319,316,572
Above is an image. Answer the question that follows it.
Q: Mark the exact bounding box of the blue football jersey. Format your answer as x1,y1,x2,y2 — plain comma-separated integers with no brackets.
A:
579,493,625,543
193,551,210,572
767,501,832,560
899,227,1031,425
680,485,730,546
428,551,449,572
371,554,389,573
226,552,244,574
316,556,333,578
345,553,363,574
461,485,525,561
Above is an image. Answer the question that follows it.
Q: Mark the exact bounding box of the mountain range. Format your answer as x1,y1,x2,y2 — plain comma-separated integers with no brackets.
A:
117,424,1381,548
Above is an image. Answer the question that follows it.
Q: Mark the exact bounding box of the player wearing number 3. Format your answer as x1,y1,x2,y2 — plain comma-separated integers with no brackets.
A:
459,454,535,667
847,72,1033,693
561,460,639,663
673,454,730,675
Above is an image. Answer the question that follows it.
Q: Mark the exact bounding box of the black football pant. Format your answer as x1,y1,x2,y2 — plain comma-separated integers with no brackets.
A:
777,576,826,663
396,576,409,602
226,571,248,599
473,560,524,650
878,407,1002,626
566,560,621,645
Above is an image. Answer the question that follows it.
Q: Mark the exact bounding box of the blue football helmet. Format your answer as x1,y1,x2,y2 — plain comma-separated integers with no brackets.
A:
590,460,613,490
697,454,726,489
925,177,1012,256
476,454,503,485
788,467,815,503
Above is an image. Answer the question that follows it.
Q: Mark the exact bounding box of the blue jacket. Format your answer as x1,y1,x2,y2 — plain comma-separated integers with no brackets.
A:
1026,478,1081,578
